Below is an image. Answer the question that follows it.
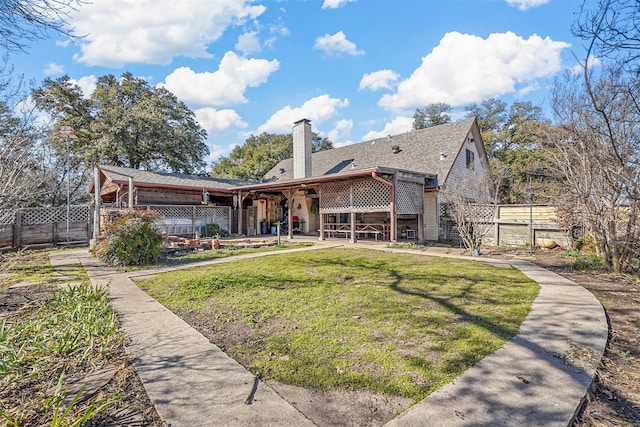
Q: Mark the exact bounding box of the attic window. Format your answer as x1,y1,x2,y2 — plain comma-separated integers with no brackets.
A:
465,149,475,170
279,168,286,174
392,145,402,154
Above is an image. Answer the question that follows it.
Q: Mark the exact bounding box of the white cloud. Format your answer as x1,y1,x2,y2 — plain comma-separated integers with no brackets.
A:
43,63,64,76
361,116,413,141
314,31,364,56
257,94,349,134
378,31,570,113
195,107,247,133
207,143,234,164
55,39,70,48
328,119,353,145
70,75,98,98
70,0,265,67
321,0,355,9
359,70,400,91
505,0,550,11
570,55,602,74
160,51,279,106
236,31,261,55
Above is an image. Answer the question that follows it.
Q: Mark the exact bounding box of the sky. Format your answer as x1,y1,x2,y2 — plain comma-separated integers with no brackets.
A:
12,0,587,166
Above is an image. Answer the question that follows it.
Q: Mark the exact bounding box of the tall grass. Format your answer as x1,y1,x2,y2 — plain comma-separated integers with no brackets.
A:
0,285,124,426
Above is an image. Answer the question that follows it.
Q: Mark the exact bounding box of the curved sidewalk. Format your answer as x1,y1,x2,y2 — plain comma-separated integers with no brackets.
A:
50,245,607,426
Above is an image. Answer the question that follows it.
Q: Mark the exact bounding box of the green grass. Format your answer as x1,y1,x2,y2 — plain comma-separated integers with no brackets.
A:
117,241,314,271
0,250,88,288
136,247,538,402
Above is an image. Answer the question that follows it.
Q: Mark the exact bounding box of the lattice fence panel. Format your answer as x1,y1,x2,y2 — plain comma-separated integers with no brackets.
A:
396,180,424,215
352,180,390,211
22,206,89,225
320,182,351,212
195,206,231,231
464,204,495,221
0,209,15,226
148,205,231,235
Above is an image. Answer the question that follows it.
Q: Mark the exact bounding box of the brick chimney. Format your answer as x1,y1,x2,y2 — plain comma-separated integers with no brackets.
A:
293,118,312,179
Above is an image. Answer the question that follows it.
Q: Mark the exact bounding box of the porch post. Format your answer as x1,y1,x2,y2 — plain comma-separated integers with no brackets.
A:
349,211,356,243
287,189,294,240
238,191,243,236
128,177,134,208
417,213,424,242
93,167,101,241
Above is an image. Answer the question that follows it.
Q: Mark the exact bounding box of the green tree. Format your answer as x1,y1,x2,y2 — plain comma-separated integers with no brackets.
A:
412,103,452,130
211,132,333,182
32,72,209,175
465,99,551,203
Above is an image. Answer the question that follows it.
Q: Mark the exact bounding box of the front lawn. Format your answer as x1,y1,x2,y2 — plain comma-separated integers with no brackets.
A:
136,248,538,402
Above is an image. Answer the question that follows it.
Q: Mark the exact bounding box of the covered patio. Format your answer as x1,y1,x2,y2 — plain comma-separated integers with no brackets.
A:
232,167,435,243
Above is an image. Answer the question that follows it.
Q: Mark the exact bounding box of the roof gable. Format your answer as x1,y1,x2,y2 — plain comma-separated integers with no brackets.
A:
264,118,479,183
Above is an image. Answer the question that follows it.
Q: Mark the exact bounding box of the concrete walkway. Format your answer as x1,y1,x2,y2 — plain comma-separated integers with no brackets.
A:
49,243,608,426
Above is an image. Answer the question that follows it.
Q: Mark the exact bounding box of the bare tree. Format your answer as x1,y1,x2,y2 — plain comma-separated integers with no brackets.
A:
545,66,640,273
0,0,81,54
0,96,51,209
442,174,495,256
541,0,640,273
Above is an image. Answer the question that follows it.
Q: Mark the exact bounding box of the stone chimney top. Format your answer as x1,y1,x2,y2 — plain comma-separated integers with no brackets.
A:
293,119,312,179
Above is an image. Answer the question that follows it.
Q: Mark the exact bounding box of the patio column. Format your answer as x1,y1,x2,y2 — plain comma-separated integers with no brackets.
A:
417,213,424,242
319,212,325,241
287,189,294,240
238,191,243,236
349,211,356,243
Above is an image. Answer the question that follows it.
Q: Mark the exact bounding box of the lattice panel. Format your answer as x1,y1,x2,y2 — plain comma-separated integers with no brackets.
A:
320,182,351,212
396,180,424,215
464,204,495,221
148,205,231,234
0,209,15,226
22,206,89,225
152,206,193,220
352,180,390,211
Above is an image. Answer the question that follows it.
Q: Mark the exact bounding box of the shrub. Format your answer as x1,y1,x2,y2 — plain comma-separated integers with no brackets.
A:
562,248,606,271
204,223,228,237
96,210,163,266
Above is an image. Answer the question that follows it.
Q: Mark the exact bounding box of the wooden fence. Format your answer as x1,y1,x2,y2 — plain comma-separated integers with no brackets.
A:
440,204,571,249
0,206,94,249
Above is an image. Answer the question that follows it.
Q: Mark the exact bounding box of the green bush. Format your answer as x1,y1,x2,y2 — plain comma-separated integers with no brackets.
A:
96,210,163,266
204,223,228,237
562,248,606,271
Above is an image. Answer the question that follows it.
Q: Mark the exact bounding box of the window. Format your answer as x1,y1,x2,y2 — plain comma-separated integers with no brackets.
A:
466,149,475,170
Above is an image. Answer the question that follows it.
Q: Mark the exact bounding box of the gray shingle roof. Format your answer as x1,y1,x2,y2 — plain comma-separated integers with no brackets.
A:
264,118,477,183
100,165,247,191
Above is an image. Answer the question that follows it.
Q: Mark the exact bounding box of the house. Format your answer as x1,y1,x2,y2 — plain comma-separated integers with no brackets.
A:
91,117,492,243
95,165,245,207
234,117,492,242
92,165,247,236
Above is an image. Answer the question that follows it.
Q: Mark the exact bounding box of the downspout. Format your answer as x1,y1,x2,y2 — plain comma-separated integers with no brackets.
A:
372,171,396,243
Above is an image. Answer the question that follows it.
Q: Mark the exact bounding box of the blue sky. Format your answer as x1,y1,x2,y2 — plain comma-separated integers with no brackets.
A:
12,0,585,165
